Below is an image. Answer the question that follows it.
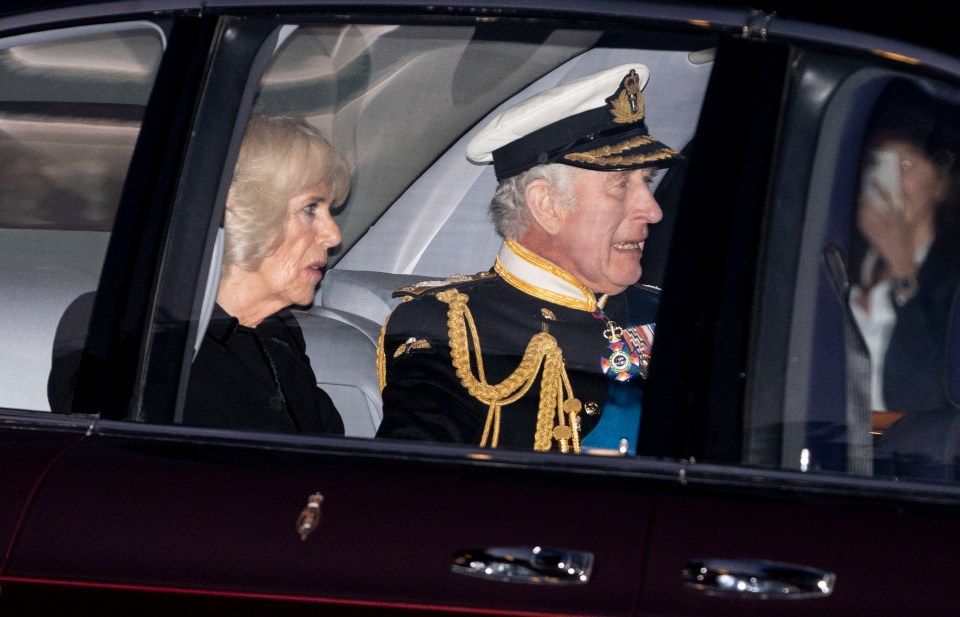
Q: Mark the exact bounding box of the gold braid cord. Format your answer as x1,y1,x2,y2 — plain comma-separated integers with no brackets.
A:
376,319,388,394
437,288,581,453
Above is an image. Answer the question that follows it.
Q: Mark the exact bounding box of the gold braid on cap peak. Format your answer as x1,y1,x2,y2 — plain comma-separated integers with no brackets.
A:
563,134,677,167
437,288,582,453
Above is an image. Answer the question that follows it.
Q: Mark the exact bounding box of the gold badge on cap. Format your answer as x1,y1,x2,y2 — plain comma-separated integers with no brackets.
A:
607,68,645,124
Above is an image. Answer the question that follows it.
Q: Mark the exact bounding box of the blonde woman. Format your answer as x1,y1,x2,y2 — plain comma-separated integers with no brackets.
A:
184,115,350,434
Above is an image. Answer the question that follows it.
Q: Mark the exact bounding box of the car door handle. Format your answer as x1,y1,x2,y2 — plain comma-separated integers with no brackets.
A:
452,546,593,585
683,558,835,599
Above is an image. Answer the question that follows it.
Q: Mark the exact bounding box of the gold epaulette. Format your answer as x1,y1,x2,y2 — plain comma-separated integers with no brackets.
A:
392,271,495,298
378,272,496,394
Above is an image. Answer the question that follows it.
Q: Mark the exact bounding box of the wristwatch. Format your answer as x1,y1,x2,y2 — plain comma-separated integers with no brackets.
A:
891,275,919,307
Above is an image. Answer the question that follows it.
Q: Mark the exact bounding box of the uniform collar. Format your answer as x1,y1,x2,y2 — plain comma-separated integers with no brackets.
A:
494,239,605,312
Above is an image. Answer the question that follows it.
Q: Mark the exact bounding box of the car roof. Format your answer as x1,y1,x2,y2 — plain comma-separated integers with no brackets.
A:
0,0,951,58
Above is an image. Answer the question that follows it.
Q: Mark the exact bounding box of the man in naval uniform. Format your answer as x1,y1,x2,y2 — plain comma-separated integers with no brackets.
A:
374,64,681,454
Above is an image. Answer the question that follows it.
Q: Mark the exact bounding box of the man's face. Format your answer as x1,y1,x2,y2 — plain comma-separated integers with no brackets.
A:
550,167,663,295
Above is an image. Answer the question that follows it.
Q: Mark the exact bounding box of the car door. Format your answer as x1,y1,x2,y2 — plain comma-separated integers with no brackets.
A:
635,17,960,617
0,8,176,592
4,5,697,614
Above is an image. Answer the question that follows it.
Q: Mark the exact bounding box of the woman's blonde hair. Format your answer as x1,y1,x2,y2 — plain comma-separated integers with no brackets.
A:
223,115,350,270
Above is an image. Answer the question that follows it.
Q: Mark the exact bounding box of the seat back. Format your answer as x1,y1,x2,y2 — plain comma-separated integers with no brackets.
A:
300,269,443,436
3,229,107,412
294,306,384,438
315,269,441,326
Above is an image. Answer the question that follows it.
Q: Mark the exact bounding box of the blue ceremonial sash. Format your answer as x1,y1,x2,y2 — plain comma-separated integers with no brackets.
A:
581,288,657,455
580,380,641,454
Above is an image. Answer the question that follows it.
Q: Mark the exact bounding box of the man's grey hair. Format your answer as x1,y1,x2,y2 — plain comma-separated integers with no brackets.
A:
489,163,579,240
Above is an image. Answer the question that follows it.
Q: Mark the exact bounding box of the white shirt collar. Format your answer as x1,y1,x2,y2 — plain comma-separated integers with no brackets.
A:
494,240,601,312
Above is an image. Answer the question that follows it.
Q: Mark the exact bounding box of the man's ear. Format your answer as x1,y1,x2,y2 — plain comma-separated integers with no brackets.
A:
524,178,564,236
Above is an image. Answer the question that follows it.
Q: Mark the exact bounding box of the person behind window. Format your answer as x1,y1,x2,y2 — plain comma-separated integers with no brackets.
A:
182,115,349,434
849,80,960,415
375,64,681,454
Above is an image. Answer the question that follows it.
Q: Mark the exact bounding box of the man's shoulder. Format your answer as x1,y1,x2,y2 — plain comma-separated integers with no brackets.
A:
384,270,500,336
627,283,661,302
391,270,499,301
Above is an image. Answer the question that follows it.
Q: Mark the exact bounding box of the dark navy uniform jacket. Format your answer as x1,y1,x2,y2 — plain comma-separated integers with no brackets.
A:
376,246,658,451
884,237,960,412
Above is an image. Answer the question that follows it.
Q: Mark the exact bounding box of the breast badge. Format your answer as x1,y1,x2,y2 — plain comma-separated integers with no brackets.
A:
599,320,654,381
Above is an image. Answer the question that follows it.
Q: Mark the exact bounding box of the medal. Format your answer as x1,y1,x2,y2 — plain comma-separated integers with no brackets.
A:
596,310,654,381
601,340,641,381
625,322,654,379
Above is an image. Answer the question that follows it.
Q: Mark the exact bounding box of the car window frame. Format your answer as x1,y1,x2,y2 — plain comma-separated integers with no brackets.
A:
66,11,215,421
0,11,184,414
60,3,960,507
140,8,731,434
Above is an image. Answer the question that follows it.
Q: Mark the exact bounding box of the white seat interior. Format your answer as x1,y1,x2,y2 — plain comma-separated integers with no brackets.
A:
294,306,384,437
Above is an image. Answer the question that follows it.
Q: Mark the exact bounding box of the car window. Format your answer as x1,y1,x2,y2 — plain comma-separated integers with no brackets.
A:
171,16,716,439
261,23,712,275
0,22,165,412
147,11,960,495
753,52,960,486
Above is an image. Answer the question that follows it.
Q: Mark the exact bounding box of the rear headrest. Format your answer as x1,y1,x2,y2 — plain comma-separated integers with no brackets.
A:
316,269,439,325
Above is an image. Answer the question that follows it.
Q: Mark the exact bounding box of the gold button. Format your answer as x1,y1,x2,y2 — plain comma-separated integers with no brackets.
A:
541,308,556,321
584,401,600,416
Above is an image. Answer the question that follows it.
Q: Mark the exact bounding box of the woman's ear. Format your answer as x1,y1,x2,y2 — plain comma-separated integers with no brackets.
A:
524,178,564,236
